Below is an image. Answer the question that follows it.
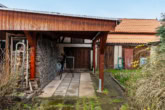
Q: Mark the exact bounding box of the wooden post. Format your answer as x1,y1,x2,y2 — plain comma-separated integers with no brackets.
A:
93,41,96,73
99,33,108,91
24,31,36,80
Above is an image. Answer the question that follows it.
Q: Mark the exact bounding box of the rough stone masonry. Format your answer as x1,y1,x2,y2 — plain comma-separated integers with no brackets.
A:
36,36,60,88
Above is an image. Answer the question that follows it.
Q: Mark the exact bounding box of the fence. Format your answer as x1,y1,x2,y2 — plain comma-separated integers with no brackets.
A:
0,38,28,90
0,46,5,77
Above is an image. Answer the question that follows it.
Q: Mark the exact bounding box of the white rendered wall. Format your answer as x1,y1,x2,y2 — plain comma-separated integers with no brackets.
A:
114,45,122,69
64,37,71,43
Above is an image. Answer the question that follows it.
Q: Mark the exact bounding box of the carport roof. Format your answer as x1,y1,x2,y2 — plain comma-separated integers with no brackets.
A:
0,7,117,34
0,7,118,21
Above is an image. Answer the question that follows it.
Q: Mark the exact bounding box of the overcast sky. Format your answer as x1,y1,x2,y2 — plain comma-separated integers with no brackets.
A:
0,0,164,19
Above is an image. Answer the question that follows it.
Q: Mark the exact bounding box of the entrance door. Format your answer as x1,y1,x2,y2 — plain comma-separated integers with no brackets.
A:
64,47,90,69
124,48,133,69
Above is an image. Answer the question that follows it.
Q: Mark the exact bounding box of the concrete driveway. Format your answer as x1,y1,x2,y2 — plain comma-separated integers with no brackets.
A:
39,72,95,98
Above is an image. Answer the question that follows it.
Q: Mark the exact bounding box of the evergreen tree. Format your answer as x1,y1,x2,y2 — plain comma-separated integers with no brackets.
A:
157,13,165,52
161,13,165,21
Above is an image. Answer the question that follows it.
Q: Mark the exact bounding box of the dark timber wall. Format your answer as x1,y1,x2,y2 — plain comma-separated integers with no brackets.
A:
64,47,91,69
104,46,114,69
97,46,114,69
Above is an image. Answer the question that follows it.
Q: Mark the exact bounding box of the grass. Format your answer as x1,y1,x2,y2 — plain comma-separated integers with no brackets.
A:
105,69,141,86
12,97,102,110
120,104,129,110
102,89,109,95
109,99,123,104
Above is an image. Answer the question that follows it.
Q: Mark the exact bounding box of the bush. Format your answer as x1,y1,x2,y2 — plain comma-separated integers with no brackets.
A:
157,25,165,52
128,53,165,110
0,61,19,109
0,70,19,97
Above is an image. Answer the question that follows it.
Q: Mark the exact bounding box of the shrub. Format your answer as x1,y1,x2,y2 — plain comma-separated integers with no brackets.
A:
0,69,19,97
0,59,19,109
157,25,165,52
128,53,165,110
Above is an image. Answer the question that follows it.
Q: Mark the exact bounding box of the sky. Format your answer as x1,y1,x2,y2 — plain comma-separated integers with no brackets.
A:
0,0,164,19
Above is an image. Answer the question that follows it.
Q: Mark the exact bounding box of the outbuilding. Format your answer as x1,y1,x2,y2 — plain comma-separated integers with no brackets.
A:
103,19,160,69
0,7,116,91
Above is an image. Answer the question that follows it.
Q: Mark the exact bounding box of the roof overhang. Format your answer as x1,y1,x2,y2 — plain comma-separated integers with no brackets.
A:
0,8,116,32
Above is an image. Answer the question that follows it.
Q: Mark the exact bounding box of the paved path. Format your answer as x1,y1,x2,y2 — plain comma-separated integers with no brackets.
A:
39,72,95,98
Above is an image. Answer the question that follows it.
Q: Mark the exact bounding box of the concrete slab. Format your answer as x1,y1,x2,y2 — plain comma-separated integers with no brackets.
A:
71,78,80,83
39,72,95,98
79,73,95,97
63,78,72,83
60,83,70,86
39,73,67,98
65,73,73,78
53,85,68,96
72,74,80,81
73,73,80,78
80,73,92,82
66,83,79,96
56,86,68,92
54,92,65,96
54,73,67,80
79,82,95,97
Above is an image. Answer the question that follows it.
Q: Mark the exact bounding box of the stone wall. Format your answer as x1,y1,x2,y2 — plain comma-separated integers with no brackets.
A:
36,36,60,88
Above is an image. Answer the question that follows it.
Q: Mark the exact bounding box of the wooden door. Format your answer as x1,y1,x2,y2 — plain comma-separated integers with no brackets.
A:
64,47,90,69
124,48,133,69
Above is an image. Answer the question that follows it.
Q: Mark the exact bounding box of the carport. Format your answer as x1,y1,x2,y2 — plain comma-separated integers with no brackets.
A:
0,7,116,91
